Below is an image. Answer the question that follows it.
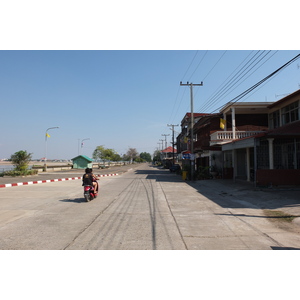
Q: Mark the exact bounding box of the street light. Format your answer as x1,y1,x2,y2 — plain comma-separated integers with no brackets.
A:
78,138,90,155
44,127,59,171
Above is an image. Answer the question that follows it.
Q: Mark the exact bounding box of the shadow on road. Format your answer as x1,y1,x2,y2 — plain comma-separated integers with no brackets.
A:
271,246,300,250
135,166,182,182
184,178,300,211
60,198,87,203
137,166,300,212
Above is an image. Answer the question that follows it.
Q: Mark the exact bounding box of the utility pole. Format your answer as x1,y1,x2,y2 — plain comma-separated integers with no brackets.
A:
167,124,179,164
159,139,164,151
180,81,203,180
161,134,170,149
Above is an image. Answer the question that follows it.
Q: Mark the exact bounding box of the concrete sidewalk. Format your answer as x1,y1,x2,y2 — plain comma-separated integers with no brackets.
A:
154,170,300,249
189,179,300,217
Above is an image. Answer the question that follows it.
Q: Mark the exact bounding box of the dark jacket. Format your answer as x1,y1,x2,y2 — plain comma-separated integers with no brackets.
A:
82,173,94,186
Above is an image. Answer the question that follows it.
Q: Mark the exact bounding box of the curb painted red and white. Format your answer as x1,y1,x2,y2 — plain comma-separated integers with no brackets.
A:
0,173,119,188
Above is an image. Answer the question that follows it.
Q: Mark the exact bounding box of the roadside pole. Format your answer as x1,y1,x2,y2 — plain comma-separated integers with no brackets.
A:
167,124,179,165
180,82,203,180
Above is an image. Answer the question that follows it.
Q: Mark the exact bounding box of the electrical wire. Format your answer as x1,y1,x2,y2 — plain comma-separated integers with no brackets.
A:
201,50,227,82
196,50,278,113
211,53,300,113
194,50,255,110
196,50,266,112
168,51,199,124
188,50,208,81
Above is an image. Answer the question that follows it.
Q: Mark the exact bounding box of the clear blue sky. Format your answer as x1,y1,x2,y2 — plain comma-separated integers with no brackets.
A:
1,1,299,160
1,50,300,160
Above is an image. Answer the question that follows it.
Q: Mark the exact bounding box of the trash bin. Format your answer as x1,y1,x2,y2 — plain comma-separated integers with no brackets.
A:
182,171,188,180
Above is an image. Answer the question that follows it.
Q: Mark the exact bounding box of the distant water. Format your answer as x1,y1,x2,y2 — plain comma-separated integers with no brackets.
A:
0,164,34,172
0,164,14,172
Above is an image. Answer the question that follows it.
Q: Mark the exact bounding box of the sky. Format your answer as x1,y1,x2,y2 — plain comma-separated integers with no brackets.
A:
1,1,300,160
1,50,300,160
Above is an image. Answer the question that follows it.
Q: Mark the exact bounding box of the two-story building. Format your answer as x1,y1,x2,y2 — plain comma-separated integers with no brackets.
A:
221,89,300,186
178,102,271,179
176,113,210,157
160,146,177,168
176,89,300,186
213,101,271,180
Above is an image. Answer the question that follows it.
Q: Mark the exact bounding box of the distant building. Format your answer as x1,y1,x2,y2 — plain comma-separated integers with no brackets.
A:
72,155,93,169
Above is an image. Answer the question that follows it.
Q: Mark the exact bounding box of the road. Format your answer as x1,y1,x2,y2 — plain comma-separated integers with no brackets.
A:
1,163,300,250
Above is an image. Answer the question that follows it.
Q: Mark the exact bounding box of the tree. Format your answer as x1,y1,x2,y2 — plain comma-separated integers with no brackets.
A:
93,145,121,161
140,152,152,162
152,150,161,163
126,148,138,163
10,150,32,171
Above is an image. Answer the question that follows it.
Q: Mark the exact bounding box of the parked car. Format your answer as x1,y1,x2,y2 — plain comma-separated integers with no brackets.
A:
169,164,181,172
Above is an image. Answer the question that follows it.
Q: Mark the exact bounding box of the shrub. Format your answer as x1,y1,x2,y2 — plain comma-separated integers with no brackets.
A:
10,150,32,172
3,169,38,177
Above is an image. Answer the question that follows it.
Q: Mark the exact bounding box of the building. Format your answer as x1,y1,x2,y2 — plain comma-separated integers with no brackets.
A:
161,146,177,168
213,101,271,180
72,155,93,169
221,89,300,186
177,103,271,179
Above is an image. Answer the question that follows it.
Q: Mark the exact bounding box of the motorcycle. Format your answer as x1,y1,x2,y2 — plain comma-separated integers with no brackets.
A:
83,182,98,202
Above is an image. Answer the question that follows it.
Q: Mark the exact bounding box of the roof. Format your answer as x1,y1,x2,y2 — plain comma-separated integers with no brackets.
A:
268,89,300,109
184,113,210,118
161,146,177,153
264,120,300,137
181,113,211,125
71,155,93,162
220,102,273,114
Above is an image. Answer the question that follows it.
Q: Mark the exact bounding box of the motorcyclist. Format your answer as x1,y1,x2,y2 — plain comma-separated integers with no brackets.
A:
82,168,99,194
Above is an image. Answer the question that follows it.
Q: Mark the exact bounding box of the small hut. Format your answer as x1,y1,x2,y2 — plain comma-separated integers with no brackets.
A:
72,155,93,169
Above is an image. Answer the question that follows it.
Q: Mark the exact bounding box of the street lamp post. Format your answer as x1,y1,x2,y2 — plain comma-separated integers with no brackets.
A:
44,127,59,171
80,138,90,155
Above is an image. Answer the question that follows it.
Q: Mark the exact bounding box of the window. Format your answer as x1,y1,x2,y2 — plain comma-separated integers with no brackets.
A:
269,110,280,129
282,101,299,125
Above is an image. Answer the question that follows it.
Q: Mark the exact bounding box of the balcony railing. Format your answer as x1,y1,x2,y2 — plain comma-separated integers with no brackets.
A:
210,131,264,145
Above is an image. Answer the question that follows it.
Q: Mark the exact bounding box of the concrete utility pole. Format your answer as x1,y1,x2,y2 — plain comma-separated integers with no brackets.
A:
167,124,179,164
161,134,170,149
180,81,203,180
159,139,164,150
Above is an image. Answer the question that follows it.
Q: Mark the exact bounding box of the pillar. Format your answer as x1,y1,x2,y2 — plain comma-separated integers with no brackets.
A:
268,138,274,169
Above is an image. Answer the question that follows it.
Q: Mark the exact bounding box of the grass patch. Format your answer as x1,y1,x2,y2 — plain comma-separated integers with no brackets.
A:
264,210,297,222
2,169,38,177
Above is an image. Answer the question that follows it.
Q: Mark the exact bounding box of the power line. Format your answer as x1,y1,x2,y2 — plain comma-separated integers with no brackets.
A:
196,50,264,112
211,53,300,113
197,50,278,113
188,50,208,81
194,50,255,111
202,50,227,81
182,51,199,81
168,51,199,124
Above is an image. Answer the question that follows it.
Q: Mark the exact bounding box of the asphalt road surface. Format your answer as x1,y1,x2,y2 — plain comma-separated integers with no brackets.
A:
1,163,300,250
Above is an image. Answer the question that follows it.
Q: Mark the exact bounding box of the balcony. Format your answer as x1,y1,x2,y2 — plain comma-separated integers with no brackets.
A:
210,131,264,146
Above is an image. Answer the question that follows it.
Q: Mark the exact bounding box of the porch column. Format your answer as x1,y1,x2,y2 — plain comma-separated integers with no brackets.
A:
268,138,274,169
224,113,227,131
294,139,297,169
231,107,236,139
246,147,251,181
232,148,236,182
